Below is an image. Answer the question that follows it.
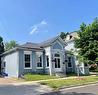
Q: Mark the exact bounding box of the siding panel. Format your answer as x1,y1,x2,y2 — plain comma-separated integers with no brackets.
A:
3,51,19,77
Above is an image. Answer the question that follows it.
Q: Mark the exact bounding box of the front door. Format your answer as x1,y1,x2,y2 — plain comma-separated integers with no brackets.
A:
54,53,61,72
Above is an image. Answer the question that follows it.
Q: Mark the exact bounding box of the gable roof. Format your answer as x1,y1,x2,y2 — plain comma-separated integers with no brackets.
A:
1,36,66,56
19,42,43,50
39,36,66,47
64,31,79,43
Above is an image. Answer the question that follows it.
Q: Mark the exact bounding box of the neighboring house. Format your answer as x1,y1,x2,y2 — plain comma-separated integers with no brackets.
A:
0,34,89,77
64,32,89,75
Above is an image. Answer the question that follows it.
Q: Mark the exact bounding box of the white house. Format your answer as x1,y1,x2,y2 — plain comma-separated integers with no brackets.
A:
64,32,89,75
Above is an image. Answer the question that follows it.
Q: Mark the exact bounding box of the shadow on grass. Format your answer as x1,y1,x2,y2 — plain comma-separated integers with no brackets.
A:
41,91,96,95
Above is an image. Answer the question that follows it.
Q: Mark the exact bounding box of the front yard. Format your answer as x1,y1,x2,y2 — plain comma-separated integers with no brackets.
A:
40,76,98,89
24,73,58,81
23,74,98,90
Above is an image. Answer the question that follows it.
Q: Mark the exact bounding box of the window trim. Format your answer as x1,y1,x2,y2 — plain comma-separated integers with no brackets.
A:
67,56,73,68
24,51,32,69
54,53,61,69
36,52,43,69
54,57,61,68
46,55,49,67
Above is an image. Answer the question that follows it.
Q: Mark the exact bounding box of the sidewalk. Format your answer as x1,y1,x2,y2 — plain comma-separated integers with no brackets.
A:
0,76,94,86
0,76,77,85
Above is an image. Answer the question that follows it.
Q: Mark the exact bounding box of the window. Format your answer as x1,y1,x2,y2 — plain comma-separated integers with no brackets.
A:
68,57,72,67
24,54,31,68
37,56,42,67
54,54,60,57
3,61,6,67
36,52,43,68
46,56,49,67
55,58,60,68
70,35,72,39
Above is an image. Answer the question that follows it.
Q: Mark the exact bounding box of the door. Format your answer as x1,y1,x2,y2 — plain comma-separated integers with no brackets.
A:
54,53,61,72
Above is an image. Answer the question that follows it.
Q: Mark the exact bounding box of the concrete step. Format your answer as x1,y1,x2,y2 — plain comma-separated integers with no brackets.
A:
55,72,66,78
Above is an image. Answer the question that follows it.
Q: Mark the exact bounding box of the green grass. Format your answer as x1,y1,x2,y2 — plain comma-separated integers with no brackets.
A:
24,73,58,81
40,76,98,89
66,73,77,77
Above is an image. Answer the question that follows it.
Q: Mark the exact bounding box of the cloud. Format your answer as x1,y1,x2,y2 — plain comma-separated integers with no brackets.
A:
40,20,47,25
30,20,48,35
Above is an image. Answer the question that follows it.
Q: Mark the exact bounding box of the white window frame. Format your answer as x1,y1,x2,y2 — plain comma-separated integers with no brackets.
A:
24,51,32,69
36,52,43,69
67,56,73,68
54,53,61,68
46,55,49,68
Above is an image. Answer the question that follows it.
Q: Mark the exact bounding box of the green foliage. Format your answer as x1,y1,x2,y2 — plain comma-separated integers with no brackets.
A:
60,32,68,40
0,36,4,54
75,18,98,65
5,40,18,51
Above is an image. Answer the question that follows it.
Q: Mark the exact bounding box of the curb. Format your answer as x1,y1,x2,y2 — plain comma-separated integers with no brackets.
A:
58,81,98,90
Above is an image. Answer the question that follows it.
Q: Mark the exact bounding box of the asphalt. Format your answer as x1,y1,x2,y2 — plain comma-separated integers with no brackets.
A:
0,83,52,95
42,83,98,95
0,83,97,95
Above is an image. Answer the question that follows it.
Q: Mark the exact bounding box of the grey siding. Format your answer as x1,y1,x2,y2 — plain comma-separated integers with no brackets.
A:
18,50,36,76
2,51,19,77
66,56,76,73
52,42,62,49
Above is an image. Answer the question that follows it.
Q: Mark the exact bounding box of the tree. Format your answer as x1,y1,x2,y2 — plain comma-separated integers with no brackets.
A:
0,37,4,54
0,36,4,73
60,32,68,40
5,40,18,51
75,18,98,65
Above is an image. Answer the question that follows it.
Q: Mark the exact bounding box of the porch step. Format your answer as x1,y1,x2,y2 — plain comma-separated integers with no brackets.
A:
55,72,66,78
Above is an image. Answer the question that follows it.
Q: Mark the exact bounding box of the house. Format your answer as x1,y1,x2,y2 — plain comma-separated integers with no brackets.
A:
1,36,67,77
64,32,89,75
0,34,89,77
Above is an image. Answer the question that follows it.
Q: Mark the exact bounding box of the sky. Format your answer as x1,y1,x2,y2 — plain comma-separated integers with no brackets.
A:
0,0,98,44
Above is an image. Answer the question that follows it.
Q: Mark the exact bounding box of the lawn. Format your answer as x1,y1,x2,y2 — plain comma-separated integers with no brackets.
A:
24,73,58,81
40,76,98,89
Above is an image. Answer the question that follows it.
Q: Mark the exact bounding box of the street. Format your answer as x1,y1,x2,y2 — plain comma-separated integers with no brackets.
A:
42,83,98,95
0,83,97,95
0,83,52,95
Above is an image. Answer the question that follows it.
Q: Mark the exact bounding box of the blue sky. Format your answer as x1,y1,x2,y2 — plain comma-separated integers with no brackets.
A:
0,0,98,43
